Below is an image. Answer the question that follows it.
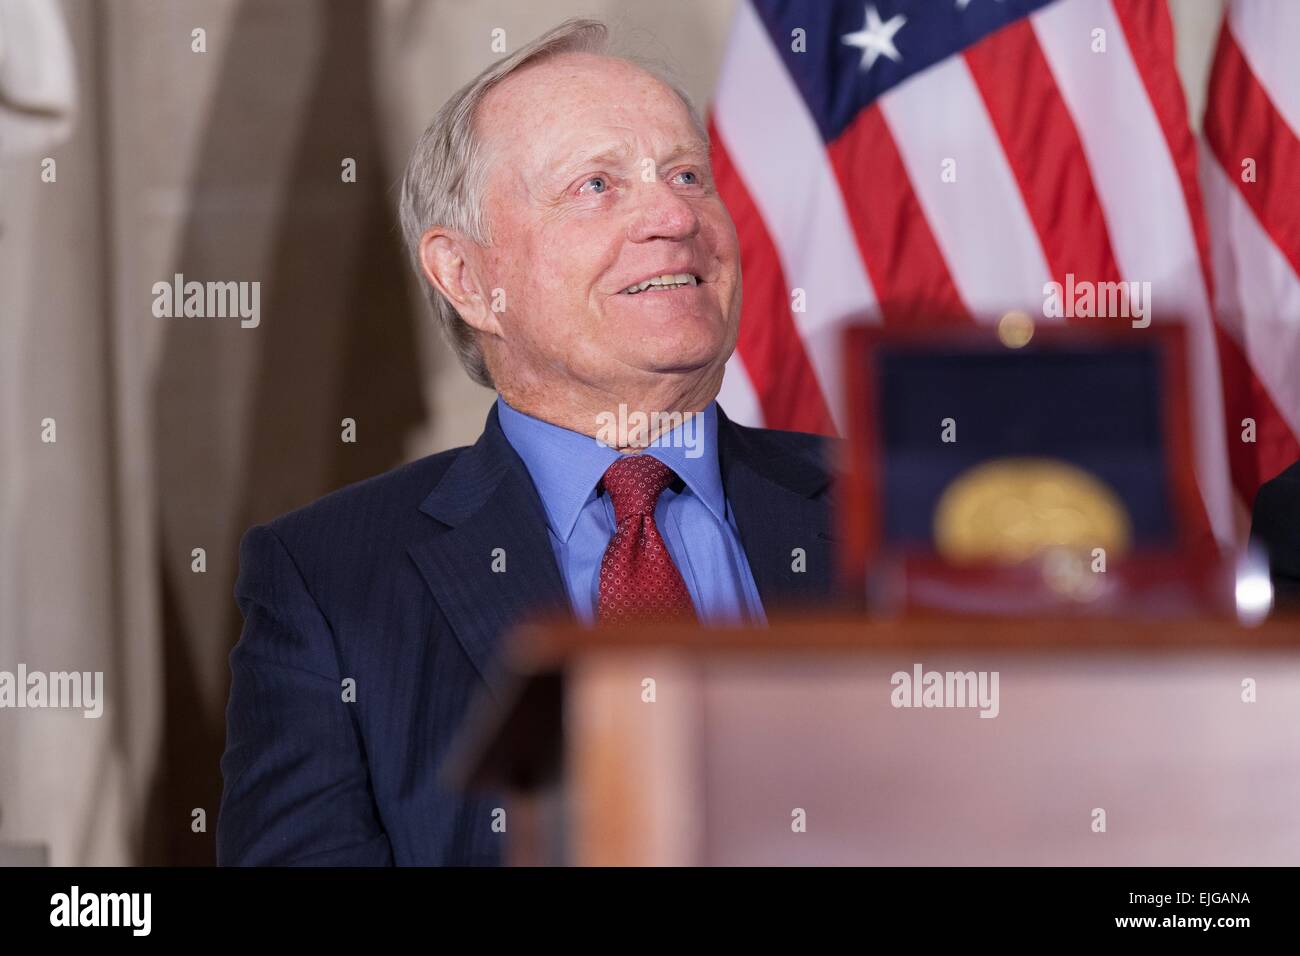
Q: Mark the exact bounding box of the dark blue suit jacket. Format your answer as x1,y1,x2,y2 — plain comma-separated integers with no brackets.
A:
217,403,838,865
1250,459,1300,609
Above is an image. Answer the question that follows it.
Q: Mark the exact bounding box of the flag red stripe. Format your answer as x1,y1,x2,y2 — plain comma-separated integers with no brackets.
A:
964,19,1124,304
710,119,837,435
1204,23,1300,279
826,104,972,325
1215,329,1300,494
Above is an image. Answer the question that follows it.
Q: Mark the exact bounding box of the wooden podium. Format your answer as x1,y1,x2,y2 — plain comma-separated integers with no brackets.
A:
450,615,1300,866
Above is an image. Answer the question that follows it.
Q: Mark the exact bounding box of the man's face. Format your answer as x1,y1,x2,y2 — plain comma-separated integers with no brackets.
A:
472,53,741,406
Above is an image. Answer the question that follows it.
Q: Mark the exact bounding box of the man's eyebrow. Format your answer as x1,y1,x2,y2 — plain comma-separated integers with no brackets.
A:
659,142,711,164
542,143,633,183
542,141,711,183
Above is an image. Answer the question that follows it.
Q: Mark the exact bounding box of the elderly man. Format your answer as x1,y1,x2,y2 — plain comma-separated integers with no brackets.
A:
218,18,837,866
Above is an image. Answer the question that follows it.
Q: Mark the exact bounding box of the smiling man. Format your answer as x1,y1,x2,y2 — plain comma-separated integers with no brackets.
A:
217,18,838,866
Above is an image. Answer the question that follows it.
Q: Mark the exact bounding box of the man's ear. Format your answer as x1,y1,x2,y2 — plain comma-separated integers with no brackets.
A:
418,228,504,338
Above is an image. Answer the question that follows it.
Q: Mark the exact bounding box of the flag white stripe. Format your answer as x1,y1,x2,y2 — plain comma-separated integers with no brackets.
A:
1227,0,1300,141
1202,144,1300,438
879,56,1056,321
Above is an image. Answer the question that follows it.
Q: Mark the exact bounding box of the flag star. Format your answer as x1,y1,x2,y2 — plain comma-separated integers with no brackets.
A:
842,4,906,72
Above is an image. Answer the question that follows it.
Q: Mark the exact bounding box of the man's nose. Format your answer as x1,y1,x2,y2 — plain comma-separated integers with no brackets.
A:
626,181,701,243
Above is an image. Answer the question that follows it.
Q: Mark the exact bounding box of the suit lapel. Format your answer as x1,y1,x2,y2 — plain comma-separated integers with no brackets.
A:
717,407,838,608
407,405,570,700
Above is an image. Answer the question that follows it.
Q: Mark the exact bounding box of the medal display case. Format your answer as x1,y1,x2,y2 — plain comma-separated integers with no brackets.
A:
838,321,1237,616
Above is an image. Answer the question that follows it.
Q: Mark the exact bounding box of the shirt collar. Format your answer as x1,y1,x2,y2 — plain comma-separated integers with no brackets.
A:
643,403,725,524
495,396,726,540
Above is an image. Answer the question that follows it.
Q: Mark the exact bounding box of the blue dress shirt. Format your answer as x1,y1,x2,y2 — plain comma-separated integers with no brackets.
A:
496,396,766,626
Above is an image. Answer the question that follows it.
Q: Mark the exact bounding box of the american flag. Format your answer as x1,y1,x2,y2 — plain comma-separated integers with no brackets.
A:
709,0,1300,545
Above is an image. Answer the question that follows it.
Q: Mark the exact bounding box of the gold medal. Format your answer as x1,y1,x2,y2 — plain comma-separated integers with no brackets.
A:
933,457,1132,564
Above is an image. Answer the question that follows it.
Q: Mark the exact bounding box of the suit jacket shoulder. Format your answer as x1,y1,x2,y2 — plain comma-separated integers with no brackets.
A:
261,444,467,555
718,412,841,475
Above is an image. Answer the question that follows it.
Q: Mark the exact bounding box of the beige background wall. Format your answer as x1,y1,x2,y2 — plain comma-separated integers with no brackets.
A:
0,0,1225,864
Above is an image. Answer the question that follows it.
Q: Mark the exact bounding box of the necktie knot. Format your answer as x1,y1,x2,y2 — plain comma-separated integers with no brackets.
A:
601,454,677,523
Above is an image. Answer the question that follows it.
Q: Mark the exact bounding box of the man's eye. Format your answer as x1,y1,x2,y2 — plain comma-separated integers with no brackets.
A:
674,170,700,186
579,176,608,194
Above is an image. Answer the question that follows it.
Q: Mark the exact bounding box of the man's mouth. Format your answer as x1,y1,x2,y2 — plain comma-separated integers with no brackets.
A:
619,273,701,295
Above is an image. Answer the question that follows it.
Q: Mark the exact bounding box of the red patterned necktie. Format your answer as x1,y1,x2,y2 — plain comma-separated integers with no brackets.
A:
597,454,697,624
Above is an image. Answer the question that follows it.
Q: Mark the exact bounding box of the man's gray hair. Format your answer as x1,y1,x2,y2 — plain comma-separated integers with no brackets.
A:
398,17,708,389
